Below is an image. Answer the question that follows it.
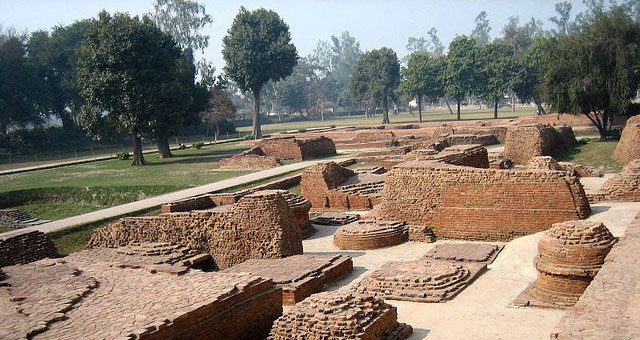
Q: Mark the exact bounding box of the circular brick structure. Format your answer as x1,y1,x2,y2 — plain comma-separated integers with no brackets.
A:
272,190,315,239
268,291,413,340
529,220,616,306
353,259,481,302
333,218,408,250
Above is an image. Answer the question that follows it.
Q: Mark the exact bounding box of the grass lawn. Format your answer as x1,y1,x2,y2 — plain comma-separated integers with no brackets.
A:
237,106,538,134
556,139,623,173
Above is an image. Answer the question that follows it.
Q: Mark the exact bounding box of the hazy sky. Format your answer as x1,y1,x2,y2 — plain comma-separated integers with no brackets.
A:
1,0,587,72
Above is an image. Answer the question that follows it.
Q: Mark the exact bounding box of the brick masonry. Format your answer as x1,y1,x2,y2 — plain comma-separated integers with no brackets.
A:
222,254,353,305
613,115,640,164
504,124,577,164
0,256,283,340
514,220,616,308
0,209,50,230
421,243,504,264
334,218,409,250
257,136,337,161
380,161,591,241
550,213,640,339
0,230,59,267
218,153,282,171
598,159,640,202
87,190,303,269
352,258,486,303
268,291,413,340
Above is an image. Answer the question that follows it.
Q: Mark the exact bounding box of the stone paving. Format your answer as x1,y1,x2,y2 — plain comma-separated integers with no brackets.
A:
421,243,504,264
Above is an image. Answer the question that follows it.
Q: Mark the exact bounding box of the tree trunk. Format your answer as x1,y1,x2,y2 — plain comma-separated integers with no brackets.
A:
157,137,172,158
59,112,75,130
382,96,390,124
252,89,262,139
444,97,454,115
456,98,461,121
511,92,516,112
215,122,219,143
493,98,499,119
418,95,423,123
534,98,546,115
132,129,146,166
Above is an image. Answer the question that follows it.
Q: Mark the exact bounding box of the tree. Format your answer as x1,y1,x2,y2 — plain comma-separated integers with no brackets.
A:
202,87,237,142
477,42,515,119
513,37,548,114
27,20,91,130
0,30,41,134
350,47,400,124
151,0,212,157
275,59,314,116
406,27,445,57
550,1,573,35
398,52,443,122
443,35,478,120
222,7,298,139
470,11,492,46
77,11,186,165
539,7,640,139
501,16,544,57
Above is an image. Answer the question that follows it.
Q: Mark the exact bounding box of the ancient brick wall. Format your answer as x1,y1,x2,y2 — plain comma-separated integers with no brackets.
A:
404,144,490,169
504,124,577,164
599,159,640,202
380,161,591,241
0,230,59,267
219,154,281,170
257,136,336,160
613,115,640,164
88,191,303,269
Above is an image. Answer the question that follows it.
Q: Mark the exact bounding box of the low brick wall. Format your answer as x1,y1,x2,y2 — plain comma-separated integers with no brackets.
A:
613,115,640,164
380,161,591,241
504,124,577,164
88,191,303,269
257,136,336,161
0,230,59,267
598,159,640,202
219,154,281,170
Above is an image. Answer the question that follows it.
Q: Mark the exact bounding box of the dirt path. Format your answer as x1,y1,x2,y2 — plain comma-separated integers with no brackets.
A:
302,202,640,339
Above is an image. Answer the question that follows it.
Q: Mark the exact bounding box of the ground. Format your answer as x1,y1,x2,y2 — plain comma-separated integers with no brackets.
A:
302,199,640,339
556,139,622,173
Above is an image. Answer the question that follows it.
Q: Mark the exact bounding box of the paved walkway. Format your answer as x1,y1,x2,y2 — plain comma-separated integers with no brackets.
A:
1,157,350,237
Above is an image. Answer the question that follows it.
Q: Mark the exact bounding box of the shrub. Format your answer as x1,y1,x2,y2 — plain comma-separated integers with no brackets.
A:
297,128,307,133
330,124,336,128
191,142,204,149
244,134,255,140
115,151,130,160
578,137,590,145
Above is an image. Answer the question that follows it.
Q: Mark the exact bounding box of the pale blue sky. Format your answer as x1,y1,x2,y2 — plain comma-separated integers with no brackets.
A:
1,0,587,73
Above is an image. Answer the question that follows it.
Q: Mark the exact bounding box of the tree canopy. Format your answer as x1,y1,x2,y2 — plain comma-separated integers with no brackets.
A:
477,42,515,118
470,11,492,46
398,52,444,122
443,35,478,119
350,47,400,124
222,7,298,138
77,11,187,165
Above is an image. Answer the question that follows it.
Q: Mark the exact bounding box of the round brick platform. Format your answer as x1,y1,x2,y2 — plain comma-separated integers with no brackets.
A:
272,190,315,239
529,220,616,307
333,218,408,250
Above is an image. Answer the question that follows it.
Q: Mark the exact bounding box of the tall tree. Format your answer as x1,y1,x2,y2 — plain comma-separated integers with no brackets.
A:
406,27,445,57
539,6,640,139
151,0,212,157
202,86,237,142
222,7,298,139
501,16,544,57
477,42,515,119
443,35,478,120
350,47,400,124
513,37,548,115
470,11,492,46
0,30,41,134
550,1,573,35
398,52,444,122
77,11,186,165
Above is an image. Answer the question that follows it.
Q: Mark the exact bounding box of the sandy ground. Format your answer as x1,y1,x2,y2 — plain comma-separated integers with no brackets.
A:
302,200,640,340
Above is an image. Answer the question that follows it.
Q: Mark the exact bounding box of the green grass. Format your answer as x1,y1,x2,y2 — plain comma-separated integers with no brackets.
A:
238,107,538,134
0,226,9,233
556,139,623,173
17,202,101,221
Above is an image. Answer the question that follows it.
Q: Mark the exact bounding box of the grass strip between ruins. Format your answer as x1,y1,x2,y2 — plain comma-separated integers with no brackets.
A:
556,139,622,173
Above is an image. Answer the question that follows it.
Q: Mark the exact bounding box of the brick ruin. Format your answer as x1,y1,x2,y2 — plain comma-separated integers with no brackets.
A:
597,159,640,202
0,230,59,267
504,124,577,164
422,243,504,264
527,156,602,178
268,291,413,340
0,254,283,340
334,218,410,250
550,213,640,339
87,190,303,269
257,135,337,161
515,220,616,308
222,255,353,305
352,258,486,303
310,212,361,225
301,162,386,211
403,144,489,168
380,161,591,241
219,147,282,171
0,209,50,230
613,115,640,164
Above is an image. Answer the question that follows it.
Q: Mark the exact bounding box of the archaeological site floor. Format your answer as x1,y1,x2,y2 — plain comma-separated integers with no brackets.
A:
302,201,640,340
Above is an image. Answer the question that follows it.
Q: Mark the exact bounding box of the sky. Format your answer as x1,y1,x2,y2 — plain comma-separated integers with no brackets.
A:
0,0,588,73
